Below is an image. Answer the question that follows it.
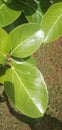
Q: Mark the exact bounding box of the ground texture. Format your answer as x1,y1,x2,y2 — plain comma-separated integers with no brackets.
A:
34,37,62,121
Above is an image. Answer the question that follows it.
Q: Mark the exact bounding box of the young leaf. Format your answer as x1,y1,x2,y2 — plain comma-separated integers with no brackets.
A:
0,28,11,64
0,0,22,27
4,60,48,118
41,2,62,43
9,23,44,58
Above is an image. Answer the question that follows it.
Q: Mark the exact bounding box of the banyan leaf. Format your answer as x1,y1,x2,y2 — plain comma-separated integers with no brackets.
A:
17,0,43,23
4,60,48,118
9,23,44,58
0,0,22,27
41,2,62,43
11,56,36,66
0,28,11,64
17,0,52,23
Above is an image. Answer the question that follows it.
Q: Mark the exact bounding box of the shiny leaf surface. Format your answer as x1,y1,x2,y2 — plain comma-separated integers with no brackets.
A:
4,61,48,118
10,23,44,58
0,0,21,27
41,2,62,43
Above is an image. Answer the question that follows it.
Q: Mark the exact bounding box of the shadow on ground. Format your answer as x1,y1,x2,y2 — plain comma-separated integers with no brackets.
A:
0,92,62,130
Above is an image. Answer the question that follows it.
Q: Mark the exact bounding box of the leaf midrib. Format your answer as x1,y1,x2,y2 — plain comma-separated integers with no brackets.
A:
0,3,4,10
44,13,62,42
10,28,40,55
12,66,42,114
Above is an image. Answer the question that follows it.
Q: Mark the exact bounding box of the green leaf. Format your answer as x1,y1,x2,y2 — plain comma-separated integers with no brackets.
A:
4,61,48,118
17,0,43,23
11,56,36,66
3,12,28,33
41,2,62,43
9,23,44,58
24,56,36,66
0,28,11,64
0,0,22,27
0,64,7,84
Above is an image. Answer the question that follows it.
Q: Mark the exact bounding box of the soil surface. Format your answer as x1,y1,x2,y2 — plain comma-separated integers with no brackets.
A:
0,93,62,130
0,37,62,130
34,37,62,121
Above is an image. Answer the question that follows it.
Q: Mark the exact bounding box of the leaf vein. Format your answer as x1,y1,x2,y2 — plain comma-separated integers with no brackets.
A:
12,67,42,113
44,13,62,42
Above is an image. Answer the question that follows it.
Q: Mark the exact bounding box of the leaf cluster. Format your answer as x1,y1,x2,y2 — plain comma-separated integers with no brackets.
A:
0,0,62,118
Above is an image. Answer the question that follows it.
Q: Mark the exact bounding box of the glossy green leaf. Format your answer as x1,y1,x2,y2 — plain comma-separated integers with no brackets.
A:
41,2,62,43
4,61,48,118
0,0,22,27
17,0,52,23
0,28,11,64
9,23,44,58
17,0,43,23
